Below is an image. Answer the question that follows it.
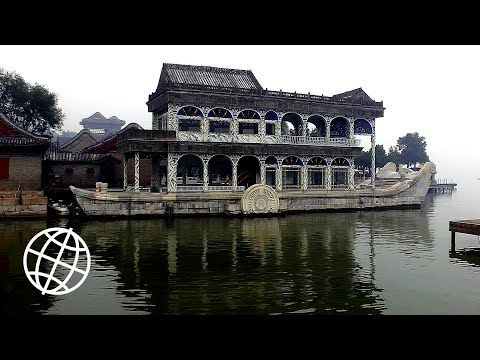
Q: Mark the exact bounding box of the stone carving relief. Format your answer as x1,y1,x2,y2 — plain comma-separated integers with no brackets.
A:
177,132,204,142
241,184,280,214
167,153,179,192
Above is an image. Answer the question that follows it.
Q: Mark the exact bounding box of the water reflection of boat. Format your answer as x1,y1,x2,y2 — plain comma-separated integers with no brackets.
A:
47,201,78,217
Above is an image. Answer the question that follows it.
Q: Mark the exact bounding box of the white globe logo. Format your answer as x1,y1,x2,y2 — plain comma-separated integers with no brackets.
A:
23,227,91,296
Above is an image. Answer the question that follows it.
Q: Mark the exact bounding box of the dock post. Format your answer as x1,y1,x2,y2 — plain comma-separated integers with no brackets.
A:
451,231,456,251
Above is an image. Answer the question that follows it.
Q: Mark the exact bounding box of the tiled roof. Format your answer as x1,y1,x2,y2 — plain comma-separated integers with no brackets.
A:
83,122,143,153
157,63,263,91
331,88,376,105
0,112,51,147
80,112,126,126
45,151,116,163
59,129,99,152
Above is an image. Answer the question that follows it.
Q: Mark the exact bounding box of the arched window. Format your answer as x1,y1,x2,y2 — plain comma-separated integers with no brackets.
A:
282,156,303,166
331,157,350,189
282,156,302,189
330,117,349,138
177,106,203,117
265,156,277,187
264,111,278,121
238,110,260,119
307,157,327,188
208,108,232,118
354,118,373,135
178,106,203,132
331,157,350,166
265,156,278,165
208,108,232,133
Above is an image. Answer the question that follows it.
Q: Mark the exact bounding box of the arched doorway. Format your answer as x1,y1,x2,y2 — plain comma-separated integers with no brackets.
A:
237,156,260,188
281,113,303,136
177,154,203,186
307,115,326,137
208,155,232,186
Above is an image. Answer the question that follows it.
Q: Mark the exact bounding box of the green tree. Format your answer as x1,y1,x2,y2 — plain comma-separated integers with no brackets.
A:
396,132,429,168
355,145,388,172
0,68,64,135
387,145,402,164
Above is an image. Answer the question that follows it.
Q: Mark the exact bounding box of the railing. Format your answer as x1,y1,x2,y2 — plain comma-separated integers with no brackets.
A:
117,129,176,143
176,185,246,192
149,84,383,107
280,135,360,147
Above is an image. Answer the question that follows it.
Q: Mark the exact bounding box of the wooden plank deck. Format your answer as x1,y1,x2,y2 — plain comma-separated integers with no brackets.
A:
449,219,480,250
429,183,457,193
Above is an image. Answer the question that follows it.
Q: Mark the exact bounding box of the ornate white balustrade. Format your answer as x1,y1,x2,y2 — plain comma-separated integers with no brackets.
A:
280,135,360,147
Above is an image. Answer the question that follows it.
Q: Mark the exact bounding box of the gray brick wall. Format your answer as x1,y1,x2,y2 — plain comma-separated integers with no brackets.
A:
49,164,102,188
0,155,43,191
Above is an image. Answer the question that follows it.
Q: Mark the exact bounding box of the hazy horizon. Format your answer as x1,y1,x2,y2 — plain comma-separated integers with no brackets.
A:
1,45,478,182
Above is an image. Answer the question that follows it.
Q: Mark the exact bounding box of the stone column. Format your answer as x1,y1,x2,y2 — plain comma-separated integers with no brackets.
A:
371,132,376,188
326,164,332,190
123,154,128,191
326,118,331,142
275,165,282,191
232,162,238,191
349,118,355,139
151,155,161,192
260,160,266,185
167,153,178,193
134,152,140,192
202,158,209,192
232,118,239,141
301,165,308,191
301,118,307,137
348,159,355,190
201,116,208,142
231,155,240,191
259,118,266,142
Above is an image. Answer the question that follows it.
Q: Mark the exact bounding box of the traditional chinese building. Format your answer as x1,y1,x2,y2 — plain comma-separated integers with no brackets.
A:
118,63,384,194
80,112,125,138
0,113,50,216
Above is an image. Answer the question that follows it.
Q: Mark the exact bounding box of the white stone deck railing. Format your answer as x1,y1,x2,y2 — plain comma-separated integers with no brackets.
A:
280,135,360,146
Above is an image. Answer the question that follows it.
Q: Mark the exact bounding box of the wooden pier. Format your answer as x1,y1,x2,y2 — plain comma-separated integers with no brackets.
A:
449,219,480,251
429,179,457,193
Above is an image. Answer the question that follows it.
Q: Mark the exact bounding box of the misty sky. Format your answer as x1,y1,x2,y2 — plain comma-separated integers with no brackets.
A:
1,45,478,181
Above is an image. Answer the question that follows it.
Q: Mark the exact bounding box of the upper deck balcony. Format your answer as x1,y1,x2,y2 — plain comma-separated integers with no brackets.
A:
117,128,361,148
280,135,360,147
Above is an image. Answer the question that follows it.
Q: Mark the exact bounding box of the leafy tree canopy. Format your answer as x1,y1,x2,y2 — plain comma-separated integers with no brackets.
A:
355,145,388,170
396,132,429,168
0,68,64,135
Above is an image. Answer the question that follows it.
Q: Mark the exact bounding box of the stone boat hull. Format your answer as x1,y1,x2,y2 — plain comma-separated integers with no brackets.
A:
70,162,436,217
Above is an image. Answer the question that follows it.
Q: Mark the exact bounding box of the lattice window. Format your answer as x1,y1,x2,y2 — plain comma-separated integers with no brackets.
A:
208,108,232,118
238,110,260,119
177,106,203,117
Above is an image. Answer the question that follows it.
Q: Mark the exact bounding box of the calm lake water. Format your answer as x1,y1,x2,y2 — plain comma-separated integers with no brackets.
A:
1,178,480,315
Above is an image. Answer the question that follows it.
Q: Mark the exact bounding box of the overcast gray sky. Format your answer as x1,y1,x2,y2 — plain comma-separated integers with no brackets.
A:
1,45,478,181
